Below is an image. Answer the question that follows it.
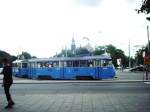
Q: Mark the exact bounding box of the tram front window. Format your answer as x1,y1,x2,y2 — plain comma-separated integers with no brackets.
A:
80,60,88,67
102,60,112,67
22,63,27,68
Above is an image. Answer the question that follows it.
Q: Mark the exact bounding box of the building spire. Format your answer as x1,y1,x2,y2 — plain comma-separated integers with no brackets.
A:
71,33,76,55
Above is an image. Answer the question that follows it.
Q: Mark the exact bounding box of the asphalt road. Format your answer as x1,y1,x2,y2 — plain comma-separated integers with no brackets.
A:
0,82,150,95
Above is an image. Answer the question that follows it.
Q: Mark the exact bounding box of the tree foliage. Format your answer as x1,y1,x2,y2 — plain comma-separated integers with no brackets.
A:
0,50,17,67
76,47,90,56
137,0,150,21
56,47,91,57
105,45,127,67
56,49,75,57
138,0,150,14
17,51,32,59
94,46,105,55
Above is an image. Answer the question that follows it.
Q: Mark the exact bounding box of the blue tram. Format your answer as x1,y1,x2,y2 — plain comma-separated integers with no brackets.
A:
12,54,116,80
12,60,28,78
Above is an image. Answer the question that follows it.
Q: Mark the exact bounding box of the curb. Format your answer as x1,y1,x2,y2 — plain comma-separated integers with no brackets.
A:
0,80,150,84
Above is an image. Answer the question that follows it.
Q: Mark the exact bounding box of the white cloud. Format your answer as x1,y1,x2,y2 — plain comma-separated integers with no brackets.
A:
0,0,148,57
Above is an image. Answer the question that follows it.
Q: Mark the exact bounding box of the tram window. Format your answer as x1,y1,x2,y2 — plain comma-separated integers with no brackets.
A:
95,60,100,67
101,60,111,67
43,62,49,67
31,63,36,68
63,62,67,67
37,63,41,68
13,63,17,67
73,61,79,67
66,61,73,67
17,63,21,68
88,60,94,67
52,61,59,67
80,60,88,67
22,63,27,68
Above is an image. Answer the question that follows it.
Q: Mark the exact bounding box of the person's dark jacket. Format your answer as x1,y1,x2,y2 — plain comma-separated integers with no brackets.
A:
2,65,13,85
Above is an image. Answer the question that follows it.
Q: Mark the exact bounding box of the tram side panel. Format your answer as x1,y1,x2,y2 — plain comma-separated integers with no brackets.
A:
12,67,19,77
34,67,61,79
19,68,28,78
76,67,95,79
99,66,116,79
63,67,77,79
12,65,28,78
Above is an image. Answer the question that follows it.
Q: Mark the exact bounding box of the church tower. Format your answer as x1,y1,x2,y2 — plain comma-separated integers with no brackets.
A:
71,35,76,55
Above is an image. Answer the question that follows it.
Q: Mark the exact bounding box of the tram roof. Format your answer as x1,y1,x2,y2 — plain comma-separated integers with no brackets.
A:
28,54,112,62
12,59,27,63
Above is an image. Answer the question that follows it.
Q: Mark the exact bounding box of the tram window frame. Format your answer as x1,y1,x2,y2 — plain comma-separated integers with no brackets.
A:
22,63,27,68
29,62,36,68
66,61,73,67
13,63,18,67
73,61,79,67
80,60,88,67
88,60,94,67
17,63,22,68
101,60,111,67
52,61,59,67
37,62,41,68
94,60,100,67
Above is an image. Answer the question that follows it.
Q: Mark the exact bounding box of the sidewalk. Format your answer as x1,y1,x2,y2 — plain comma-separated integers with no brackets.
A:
0,92,150,112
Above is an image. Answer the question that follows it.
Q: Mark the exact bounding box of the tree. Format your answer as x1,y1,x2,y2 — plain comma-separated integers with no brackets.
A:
76,47,90,56
31,56,37,59
56,49,75,57
134,47,146,66
95,44,127,67
138,0,150,14
94,46,105,55
105,45,127,67
17,51,32,59
55,47,91,57
0,50,17,67
137,0,150,21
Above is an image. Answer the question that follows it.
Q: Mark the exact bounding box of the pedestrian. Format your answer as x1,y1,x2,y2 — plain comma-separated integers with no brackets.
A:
1,58,15,109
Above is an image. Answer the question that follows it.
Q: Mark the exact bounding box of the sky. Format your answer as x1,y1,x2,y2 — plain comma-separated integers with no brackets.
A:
0,0,149,58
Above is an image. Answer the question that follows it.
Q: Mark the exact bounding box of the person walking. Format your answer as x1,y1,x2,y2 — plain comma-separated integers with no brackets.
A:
2,58,15,109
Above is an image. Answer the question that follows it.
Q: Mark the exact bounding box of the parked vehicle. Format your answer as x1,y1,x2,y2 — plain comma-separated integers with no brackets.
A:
129,65,144,72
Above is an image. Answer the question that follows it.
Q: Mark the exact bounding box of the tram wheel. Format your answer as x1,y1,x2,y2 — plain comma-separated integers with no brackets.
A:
38,76,52,80
76,76,93,80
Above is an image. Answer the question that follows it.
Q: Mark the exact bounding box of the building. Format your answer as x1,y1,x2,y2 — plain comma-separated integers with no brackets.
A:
71,37,76,55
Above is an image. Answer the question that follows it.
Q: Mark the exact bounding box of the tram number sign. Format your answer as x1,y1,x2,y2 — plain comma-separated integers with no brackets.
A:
144,55,150,65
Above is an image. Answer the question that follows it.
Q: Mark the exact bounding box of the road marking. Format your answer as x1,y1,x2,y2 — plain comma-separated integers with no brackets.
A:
144,82,150,84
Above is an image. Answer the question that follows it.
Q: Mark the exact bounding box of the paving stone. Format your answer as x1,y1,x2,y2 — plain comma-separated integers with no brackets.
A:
0,92,150,112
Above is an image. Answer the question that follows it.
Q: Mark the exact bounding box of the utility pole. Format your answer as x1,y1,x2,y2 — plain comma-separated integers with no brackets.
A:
147,26,150,51
145,26,150,80
128,40,131,68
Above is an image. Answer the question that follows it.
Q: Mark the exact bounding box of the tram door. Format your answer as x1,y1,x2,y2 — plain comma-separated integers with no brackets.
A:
62,61,76,79
28,62,36,79
94,60,101,79
99,59,114,79
59,61,65,79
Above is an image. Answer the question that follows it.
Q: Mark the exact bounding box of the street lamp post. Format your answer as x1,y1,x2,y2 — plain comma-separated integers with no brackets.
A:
147,26,150,52
145,26,150,80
